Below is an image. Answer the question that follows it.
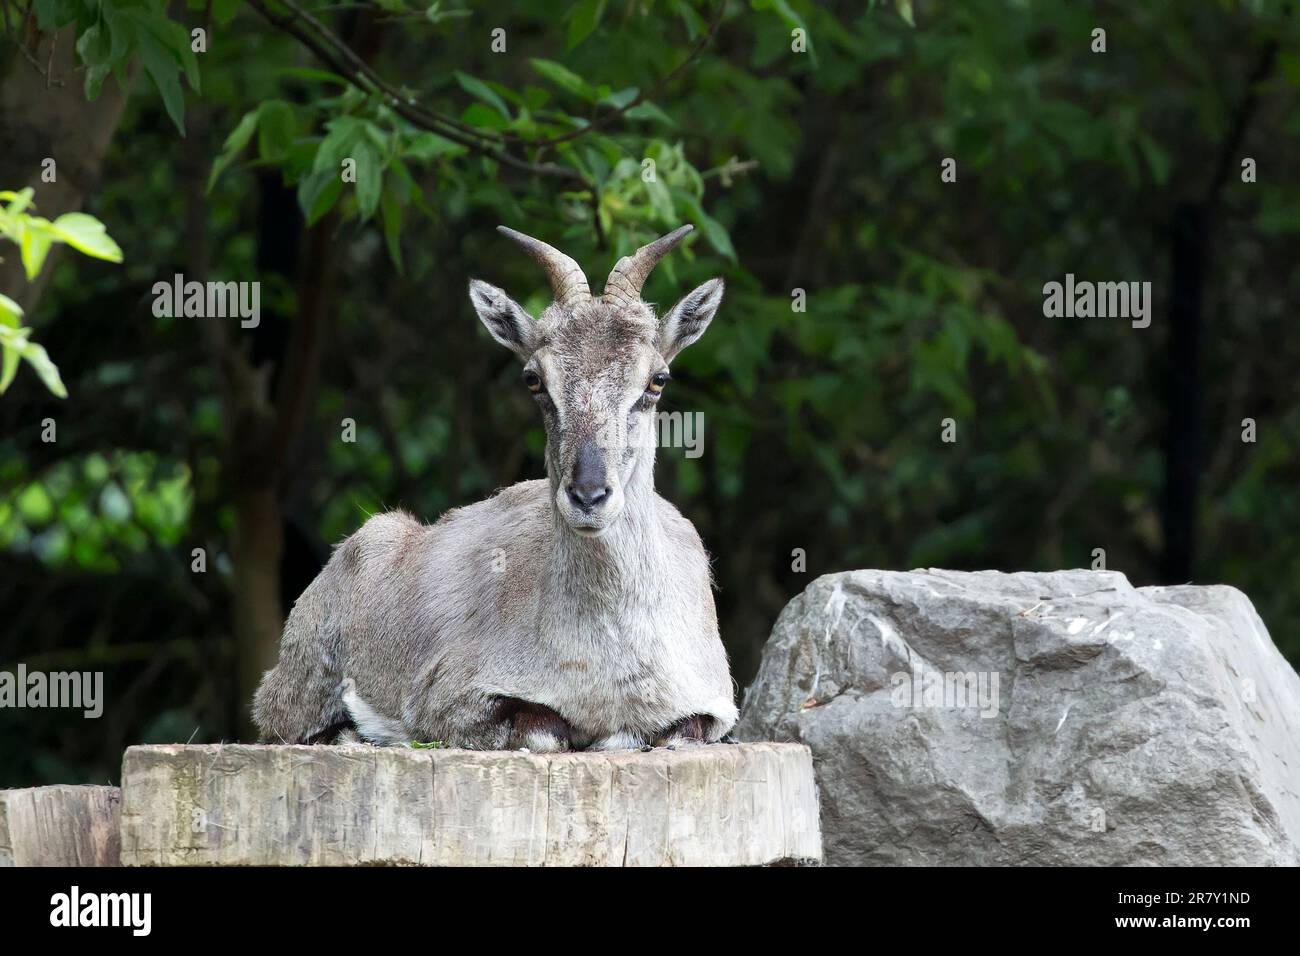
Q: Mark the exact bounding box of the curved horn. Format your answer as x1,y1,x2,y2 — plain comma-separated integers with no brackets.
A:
602,225,694,307
496,226,592,308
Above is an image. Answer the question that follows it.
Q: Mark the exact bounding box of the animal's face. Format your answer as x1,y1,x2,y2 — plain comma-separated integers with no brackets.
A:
525,302,667,534
469,230,723,535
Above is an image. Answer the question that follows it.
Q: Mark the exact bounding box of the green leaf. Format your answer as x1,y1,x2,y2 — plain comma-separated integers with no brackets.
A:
566,0,606,50
460,103,509,131
0,332,68,398
388,156,429,215
353,142,383,221
380,183,404,272
425,2,471,24
0,294,22,394
752,0,818,66
20,221,55,280
1137,135,1170,186
624,101,676,127
404,132,464,161
670,0,708,39
212,0,241,26
178,38,201,93
76,22,113,101
645,177,675,221
49,213,124,263
2,187,35,217
276,66,350,87
529,58,596,102
298,169,343,226
455,71,510,119
118,8,199,135
895,0,915,27
0,293,21,322
312,116,369,175
0,345,20,394
100,482,133,522
26,339,68,398
257,100,296,162
677,195,735,262
31,0,68,31
601,86,639,110
136,31,186,133
207,108,261,191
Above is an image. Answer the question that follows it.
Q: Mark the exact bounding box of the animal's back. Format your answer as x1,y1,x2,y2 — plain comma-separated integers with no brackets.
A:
252,482,554,743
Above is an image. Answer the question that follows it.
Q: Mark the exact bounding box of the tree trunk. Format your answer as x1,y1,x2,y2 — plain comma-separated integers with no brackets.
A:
232,485,286,733
1160,41,1275,584
0,27,132,311
1161,203,1203,583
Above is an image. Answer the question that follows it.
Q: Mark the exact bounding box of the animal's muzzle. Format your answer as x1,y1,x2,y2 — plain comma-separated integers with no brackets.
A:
566,441,612,513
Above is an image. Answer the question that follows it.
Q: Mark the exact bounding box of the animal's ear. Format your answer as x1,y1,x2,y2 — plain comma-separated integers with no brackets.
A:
658,278,724,362
468,279,536,358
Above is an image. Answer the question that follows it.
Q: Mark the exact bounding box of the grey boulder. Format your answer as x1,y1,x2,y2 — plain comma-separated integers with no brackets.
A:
736,569,1300,866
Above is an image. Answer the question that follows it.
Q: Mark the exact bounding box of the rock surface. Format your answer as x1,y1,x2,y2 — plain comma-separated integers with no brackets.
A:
736,569,1300,866
0,785,121,866
119,742,821,866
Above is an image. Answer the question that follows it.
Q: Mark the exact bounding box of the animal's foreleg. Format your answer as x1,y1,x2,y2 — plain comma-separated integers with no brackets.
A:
341,678,411,746
651,714,718,748
495,698,573,753
584,729,648,752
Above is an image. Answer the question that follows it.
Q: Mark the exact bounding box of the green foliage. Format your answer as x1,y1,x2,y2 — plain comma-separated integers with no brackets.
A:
37,0,201,133
1,451,193,571
202,15,735,266
0,189,123,397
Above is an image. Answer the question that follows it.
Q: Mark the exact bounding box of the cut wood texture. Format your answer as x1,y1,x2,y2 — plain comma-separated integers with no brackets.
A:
0,785,121,867
118,742,820,866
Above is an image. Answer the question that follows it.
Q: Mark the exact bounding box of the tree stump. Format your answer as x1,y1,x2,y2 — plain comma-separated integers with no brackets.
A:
119,742,820,866
0,785,121,867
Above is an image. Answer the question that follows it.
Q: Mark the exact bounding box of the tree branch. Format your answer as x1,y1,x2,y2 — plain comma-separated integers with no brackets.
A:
250,0,728,183
247,0,588,185
1204,39,1278,214
518,0,729,149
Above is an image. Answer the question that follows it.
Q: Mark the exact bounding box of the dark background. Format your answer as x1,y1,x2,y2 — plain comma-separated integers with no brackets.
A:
1,0,1297,786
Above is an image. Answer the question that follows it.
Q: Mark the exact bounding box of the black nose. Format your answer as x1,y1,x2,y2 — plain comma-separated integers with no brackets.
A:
568,442,611,512
567,480,611,513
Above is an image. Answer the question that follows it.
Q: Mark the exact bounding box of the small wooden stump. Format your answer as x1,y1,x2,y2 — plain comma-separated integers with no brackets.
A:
119,742,821,866
0,785,121,867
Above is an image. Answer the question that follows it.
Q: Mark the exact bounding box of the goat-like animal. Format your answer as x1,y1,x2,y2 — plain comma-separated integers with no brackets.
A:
252,225,737,751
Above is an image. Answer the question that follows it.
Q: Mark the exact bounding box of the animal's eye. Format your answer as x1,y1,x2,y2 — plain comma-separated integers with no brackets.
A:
647,371,670,395
523,370,543,393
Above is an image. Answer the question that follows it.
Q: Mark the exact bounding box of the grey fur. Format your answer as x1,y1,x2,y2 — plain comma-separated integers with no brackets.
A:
252,229,736,751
